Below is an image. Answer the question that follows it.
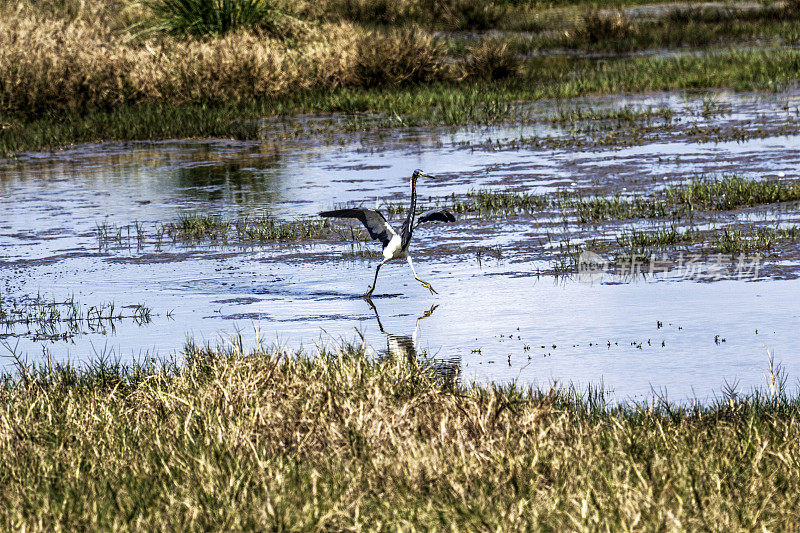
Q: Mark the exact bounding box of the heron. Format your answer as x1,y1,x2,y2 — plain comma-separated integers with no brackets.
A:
320,169,455,298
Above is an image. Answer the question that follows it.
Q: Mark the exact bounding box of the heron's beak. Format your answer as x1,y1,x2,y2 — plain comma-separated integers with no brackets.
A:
419,172,433,179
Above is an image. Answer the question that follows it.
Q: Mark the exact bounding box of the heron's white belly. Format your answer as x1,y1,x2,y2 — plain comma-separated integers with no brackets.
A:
383,235,406,260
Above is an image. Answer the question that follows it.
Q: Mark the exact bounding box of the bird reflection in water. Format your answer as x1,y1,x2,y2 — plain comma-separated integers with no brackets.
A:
365,299,460,382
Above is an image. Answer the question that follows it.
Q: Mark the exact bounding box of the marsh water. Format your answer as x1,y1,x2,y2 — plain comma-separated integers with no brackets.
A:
3,91,800,402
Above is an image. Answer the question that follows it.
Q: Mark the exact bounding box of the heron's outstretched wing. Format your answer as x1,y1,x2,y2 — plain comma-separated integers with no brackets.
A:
320,208,397,247
414,209,456,229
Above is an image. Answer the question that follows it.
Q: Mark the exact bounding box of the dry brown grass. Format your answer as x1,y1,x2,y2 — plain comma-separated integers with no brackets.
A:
0,0,541,116
576,9,635,45
353,26,444,87
303,0,510,30
0,0,145,26
2,341,800,529
0,10,452,115
456,38,522,81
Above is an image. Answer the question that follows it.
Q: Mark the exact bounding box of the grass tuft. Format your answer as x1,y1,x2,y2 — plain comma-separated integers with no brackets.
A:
662,175,800,211
354,26,444,87
457,38,522,81
717,225,800,254
142,0,300,37
578,10,634,47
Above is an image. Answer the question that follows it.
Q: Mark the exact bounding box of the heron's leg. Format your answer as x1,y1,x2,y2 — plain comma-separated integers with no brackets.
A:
406,256,438,295
412,304,439,348
364,295,386,333
365,259,388,298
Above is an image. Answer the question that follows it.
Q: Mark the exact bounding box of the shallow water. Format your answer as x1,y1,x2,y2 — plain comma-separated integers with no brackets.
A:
2,91,800,402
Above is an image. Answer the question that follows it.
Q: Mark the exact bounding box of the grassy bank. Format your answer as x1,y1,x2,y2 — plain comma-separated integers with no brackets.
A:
4,45,800,155
2,0,800,154
1,341,799,529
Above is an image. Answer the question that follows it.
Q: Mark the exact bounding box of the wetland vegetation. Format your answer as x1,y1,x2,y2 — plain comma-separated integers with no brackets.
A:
3,0,800,153
144,174,800,275
1,340,799,529
5,0,800,528
0,295,152,342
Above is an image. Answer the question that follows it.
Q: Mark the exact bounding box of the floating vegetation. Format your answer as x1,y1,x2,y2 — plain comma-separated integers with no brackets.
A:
661,175,800,211
616,226,700,248
97,214,368,248
546,105,675,127
716,225,800,255
0,294,152,342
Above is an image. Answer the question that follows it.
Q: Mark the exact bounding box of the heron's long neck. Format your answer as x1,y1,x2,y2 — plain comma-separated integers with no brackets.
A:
403,177,417,235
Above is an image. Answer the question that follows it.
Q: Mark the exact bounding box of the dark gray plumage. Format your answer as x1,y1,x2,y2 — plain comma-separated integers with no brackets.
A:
415,209,456,227
319,208,396,247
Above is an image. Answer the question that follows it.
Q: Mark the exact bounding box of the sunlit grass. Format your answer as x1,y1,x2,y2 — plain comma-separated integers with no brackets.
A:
662,175,800,210
161,213,364,242
1,340,799,529
569,175,800,223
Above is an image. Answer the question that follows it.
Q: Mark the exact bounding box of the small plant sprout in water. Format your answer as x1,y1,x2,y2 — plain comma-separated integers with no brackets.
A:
475,245,502,266
0,294,154,342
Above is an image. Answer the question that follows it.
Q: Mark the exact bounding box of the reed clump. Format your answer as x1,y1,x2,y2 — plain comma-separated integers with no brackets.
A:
1,341,800,529
353,26,444,87
142,0,302,37
456,38,522,81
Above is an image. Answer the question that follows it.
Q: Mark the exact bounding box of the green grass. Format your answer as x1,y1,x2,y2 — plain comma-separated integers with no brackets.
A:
163,213,364,242
1,340,799,529
566,175,800,223
569,193,681,223
141,0,297,37
615,225,699,248
4,46,800,155
386,189,551,216
95,213,368,247
662,175,800,211
716,225,800,254
528,5,800,53
546,104,676,126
